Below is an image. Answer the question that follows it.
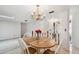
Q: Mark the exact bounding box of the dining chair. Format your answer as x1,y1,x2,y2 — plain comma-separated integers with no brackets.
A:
18,38,29,54
33,31,37,37
32,31,34,37
42,31,48,38
43,49,55,54
23,33,32,41
43,43,58,54
45,31,52,39
47,31,49,37
18,38,37,54
23,33,32,38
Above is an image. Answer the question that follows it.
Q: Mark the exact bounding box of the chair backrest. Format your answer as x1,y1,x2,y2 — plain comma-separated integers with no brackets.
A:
23,33,32,37
32,31,36,37
18,38,29,54
42,31,49,38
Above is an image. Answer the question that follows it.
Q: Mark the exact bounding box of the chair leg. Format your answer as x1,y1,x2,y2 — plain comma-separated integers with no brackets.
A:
23,49,28,54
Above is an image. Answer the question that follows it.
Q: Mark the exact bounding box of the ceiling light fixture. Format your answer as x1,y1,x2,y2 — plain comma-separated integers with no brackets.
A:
32,5,45,20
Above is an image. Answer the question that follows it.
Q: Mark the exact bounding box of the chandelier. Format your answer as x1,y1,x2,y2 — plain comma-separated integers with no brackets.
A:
32,5,45,20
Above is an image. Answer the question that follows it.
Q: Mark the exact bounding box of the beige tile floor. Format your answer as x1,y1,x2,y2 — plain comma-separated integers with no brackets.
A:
72,46,79,54
57,47,69,54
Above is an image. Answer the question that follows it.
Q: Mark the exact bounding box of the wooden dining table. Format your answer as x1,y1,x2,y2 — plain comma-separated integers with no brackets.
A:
23,37,56,54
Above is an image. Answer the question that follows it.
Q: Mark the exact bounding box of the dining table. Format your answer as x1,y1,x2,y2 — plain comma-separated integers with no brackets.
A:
23,37,56,54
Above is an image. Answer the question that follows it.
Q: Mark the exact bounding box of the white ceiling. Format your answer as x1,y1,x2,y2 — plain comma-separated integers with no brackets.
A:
0,5,69,22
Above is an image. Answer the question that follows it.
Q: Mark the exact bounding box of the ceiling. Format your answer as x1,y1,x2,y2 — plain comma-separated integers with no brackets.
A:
0,5,69,23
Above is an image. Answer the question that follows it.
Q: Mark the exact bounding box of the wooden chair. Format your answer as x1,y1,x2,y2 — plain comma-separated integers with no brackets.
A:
28,47,37,54
42,31,49,38
23,47,37,54
18,38,37,54
32,31,33,37
43,49,55,54
47,31,49,37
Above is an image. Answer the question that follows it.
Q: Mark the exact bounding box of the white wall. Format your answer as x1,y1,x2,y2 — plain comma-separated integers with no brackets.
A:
26,20,45,34
71,6,79,48
0,21,21,40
